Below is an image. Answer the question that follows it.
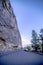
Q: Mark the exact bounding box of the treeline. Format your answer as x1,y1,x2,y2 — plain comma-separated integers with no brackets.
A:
31,29,43,53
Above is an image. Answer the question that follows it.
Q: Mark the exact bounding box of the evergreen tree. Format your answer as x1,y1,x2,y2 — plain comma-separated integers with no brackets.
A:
31,30,39,51
39,29,43,53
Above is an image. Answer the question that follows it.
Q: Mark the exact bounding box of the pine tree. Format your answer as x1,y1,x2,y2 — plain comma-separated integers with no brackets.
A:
39,29,43,53
31,30,39,51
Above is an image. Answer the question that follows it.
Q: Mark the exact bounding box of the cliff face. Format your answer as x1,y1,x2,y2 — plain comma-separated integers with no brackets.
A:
0,0,21,51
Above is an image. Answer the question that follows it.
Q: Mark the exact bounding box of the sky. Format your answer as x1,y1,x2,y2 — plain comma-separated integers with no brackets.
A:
10,0,43,47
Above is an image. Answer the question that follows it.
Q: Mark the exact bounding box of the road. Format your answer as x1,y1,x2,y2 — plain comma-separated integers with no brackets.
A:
0,50,43,65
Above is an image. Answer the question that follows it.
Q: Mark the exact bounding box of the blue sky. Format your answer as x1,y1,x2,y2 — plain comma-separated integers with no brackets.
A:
10,0,43,47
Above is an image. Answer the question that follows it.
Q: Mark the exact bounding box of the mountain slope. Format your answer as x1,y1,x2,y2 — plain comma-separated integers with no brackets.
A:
0,0,22,51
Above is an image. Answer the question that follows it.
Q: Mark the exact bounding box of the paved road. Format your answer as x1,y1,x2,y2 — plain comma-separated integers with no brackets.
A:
0,50,43,65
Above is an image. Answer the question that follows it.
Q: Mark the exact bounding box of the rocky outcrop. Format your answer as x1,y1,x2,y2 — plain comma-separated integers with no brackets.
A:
0,0,22,51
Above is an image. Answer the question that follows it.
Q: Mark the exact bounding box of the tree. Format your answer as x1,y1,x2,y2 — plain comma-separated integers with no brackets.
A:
39,29,43,53
31,30,39,51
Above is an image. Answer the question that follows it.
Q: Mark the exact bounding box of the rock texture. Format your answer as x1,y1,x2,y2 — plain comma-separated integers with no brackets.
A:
0,0,21,51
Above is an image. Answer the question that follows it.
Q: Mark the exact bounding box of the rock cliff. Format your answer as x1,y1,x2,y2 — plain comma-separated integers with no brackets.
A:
0,0,22,51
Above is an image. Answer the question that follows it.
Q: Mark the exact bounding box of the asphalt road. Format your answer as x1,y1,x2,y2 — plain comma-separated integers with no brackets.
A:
0,50,43,65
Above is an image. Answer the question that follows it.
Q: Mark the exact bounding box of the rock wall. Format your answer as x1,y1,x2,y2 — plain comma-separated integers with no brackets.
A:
0,0,22,51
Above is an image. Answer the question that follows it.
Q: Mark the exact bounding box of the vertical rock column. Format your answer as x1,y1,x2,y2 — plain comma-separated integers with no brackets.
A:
0,0,22,51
